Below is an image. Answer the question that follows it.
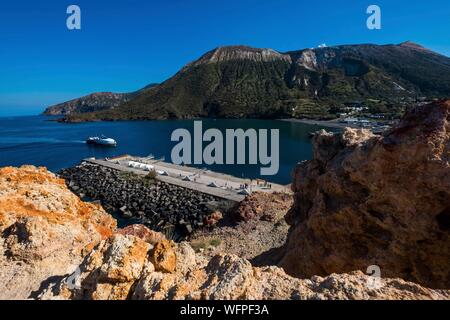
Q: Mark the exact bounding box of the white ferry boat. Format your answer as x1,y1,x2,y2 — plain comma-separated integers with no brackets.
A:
86,135,117,147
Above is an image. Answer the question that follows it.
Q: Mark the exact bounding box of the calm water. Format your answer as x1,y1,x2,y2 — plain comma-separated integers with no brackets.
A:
0,115,333,184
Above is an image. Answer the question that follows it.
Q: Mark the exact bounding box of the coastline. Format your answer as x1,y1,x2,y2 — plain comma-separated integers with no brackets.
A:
279,118,393,134
279,118,357,130
42,112,391,132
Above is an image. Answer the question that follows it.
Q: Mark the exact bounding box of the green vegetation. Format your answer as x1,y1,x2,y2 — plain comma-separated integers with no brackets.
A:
62,43,450,122
118,171,156,187
146,170,158,180
292,99,336,120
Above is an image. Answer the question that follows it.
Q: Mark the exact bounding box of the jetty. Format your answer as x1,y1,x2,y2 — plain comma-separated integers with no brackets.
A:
84,155,290,203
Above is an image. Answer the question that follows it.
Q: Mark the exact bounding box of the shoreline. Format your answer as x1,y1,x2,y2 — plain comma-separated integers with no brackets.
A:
33,113,386,132
279,118,392,134
279,118,359,130
53,115,368,130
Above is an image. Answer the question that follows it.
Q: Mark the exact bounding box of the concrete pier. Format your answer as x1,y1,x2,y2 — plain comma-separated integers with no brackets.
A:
84,155,291,203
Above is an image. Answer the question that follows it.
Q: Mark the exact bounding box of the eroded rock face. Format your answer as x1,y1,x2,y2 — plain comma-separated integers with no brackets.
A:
280,101,450,289
118,224,165,245
38,235,151,300
189,46,292,68
0,166,116,299
37,234,450,300
150,240,177,273
235,192,293,222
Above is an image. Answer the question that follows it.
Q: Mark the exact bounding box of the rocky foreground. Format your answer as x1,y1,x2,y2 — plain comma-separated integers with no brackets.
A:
0,166,116,299
280,100,450,289
0,100,449,300
0,165,447,300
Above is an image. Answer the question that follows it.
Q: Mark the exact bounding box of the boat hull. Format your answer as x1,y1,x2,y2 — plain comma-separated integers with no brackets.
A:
86,137,117,147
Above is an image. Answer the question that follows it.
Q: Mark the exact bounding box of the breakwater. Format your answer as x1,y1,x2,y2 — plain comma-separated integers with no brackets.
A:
59,162,231,240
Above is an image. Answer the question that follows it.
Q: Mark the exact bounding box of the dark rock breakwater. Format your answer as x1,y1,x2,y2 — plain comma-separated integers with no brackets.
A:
59,163,224,240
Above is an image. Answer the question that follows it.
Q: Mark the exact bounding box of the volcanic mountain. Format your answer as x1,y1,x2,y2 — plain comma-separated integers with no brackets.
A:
46,42,450,121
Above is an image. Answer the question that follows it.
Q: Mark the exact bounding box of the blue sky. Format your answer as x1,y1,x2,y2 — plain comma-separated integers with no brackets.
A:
0,0,449,116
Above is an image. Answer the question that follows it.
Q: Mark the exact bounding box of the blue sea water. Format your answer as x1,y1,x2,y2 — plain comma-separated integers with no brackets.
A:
0,115,332,184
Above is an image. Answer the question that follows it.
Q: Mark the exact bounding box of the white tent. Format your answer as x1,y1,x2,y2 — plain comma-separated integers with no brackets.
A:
157,170,168,176
238,189,251,195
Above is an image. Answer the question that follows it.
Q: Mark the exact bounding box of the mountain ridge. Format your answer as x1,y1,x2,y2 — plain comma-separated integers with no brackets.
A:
43,83,158,116
46,42,450,121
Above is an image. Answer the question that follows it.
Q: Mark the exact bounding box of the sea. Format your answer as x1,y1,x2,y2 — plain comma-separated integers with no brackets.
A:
0,115,334,184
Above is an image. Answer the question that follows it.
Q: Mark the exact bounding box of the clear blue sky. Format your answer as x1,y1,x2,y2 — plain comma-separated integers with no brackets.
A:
1,0,449,116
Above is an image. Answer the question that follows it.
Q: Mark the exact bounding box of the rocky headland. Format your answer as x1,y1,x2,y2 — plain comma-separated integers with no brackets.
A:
0,100,449,300
43,92,132,116
43,84,158,116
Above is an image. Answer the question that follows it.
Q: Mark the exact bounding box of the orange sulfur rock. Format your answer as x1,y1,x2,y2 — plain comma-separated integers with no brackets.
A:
0,166,116,299
150,240,177,273
118,224,166,245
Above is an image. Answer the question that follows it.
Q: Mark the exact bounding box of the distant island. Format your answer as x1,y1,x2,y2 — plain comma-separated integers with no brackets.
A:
43,41,450,122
